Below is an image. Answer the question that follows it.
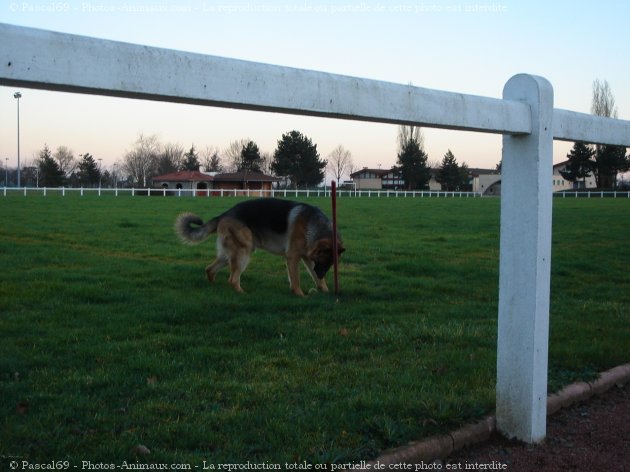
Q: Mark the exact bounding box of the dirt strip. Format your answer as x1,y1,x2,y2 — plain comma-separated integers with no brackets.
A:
367,364,630,470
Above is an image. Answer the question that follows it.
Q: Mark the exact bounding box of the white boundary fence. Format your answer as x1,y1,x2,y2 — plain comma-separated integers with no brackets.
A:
1,186,483,198
2,23,630,444
555,190,630,198
3,186,630,199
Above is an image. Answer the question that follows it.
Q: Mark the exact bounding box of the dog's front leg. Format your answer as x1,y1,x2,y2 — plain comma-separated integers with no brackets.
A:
301,257,328,292
285,256,304,297
316,278,329,292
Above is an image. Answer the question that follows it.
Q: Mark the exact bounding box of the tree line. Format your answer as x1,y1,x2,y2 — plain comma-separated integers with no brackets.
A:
16,130,470,191
395,124,471,191
121,130,329,188
7,79,626,190
395,80,629,191
18,130,338,189
13,145,110,188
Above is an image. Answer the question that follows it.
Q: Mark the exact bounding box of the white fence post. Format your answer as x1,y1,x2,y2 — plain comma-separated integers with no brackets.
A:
497,74,554,443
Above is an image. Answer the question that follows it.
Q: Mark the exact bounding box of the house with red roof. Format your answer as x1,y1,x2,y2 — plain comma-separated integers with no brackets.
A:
152,170,280,196
152,170,215,194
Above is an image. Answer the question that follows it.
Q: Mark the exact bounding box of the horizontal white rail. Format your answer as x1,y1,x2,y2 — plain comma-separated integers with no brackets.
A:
0,23,531,135
4,23,629,145
553,109,630,146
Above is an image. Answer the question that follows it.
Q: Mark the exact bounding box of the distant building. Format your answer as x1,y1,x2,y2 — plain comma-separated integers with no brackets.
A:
152,170,279,195
468,169,501,195
212,171,280,194
152,170,214,194
552,160,597,191
350,166,481,192
349,168,390,190
350,162,601,195
464,161,598,196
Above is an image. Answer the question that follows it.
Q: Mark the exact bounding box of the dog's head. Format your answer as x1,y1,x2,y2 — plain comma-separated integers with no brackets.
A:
309,239,346,279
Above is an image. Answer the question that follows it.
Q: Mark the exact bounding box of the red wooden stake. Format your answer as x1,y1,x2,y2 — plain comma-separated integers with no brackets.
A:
331,180,339,294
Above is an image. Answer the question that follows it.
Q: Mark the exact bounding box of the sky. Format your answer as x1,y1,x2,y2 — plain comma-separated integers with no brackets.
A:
1,0,629,180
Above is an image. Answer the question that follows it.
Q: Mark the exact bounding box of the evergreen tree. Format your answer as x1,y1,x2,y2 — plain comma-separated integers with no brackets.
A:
181,145,200,171
592,145,628,188
436,149,461,191
271,130,326,188
560,142,595,189
37,144,65,187
206,152,223,172
76,153,101,187
396,140,430,190
238,141,263,172
459,161,471,191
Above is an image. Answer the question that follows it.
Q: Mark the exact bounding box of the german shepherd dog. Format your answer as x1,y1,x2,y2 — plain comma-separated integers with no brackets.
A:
175,198,344,296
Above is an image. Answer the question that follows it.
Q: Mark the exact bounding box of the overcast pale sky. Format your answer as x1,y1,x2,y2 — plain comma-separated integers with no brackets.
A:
1,0,628,178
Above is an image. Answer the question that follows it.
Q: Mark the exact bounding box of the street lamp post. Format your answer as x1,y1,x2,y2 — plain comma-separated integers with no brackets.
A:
14,92,22,188
98,158,102,189
4,158,7,187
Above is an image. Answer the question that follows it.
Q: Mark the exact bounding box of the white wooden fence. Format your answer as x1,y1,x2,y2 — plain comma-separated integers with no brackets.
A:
4,186,630,199
1,186,484,198
2,23,630,445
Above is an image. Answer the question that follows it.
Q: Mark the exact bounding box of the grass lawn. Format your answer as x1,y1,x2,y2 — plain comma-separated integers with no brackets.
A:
0,195,628,465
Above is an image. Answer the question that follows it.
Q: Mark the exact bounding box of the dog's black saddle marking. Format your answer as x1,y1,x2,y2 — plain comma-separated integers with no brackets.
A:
223,198,298,235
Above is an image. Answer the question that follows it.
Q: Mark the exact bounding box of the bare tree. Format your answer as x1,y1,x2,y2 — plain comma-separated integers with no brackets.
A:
327,145,353,182
224,138,250,172
348,161,359,177
260,151,272,174
397,124,425,154
54,145,76,177
200,146,223,172
122,133,160,187
591,79,618,118
427,158,441,171
157,142,184,175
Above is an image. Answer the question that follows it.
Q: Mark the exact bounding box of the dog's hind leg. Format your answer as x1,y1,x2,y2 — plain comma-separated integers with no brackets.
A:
228,251,250,293
206,236,229,284
219,222,253,294
206,257,228,283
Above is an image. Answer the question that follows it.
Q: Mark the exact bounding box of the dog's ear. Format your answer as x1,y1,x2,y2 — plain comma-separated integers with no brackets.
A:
310,239,344,259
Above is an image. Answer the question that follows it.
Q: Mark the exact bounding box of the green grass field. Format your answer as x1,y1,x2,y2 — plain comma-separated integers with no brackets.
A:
1,195,628,466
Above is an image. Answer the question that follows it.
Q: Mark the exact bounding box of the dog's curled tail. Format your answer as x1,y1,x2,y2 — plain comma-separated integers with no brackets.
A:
175,212,218,244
